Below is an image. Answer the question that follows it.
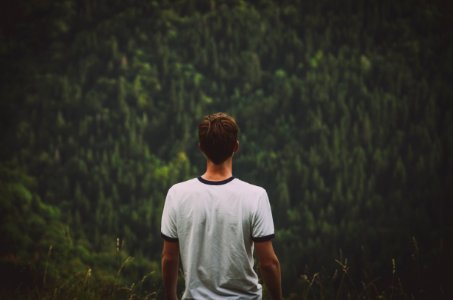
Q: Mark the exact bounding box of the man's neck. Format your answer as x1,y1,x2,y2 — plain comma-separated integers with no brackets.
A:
201,158,233,181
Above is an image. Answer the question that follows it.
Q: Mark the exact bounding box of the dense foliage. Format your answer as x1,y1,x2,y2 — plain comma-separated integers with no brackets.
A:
1,0,452,298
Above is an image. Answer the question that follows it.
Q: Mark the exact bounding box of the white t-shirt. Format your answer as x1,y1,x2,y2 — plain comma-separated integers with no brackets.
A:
161,176,275,299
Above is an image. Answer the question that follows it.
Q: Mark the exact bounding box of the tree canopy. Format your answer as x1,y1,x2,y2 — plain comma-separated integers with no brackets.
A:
1,0,452,298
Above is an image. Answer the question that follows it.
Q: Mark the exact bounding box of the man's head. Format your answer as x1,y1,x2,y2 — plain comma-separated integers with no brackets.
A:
198,112,239,165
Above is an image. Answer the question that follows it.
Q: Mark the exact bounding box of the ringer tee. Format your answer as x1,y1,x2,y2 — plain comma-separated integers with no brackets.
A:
161,176,275,300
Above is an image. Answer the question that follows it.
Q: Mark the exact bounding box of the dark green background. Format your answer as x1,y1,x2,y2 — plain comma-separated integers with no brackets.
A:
1,0,452,298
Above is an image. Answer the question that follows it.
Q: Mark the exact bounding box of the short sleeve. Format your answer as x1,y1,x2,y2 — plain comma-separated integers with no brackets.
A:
251,190,275,242
161,188,178,241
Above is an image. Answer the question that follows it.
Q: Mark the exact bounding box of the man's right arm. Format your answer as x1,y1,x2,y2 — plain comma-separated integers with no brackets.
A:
255,240,282,300
161,240,180,300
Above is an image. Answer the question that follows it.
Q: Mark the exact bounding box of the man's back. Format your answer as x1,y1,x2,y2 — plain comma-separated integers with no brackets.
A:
161,112,281,300
161,176,275,299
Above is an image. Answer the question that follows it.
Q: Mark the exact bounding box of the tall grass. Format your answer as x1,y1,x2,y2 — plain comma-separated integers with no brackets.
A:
2,236,450,299
285,236,450,299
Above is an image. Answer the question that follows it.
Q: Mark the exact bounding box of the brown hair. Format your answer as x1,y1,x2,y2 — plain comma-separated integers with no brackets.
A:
198,112,239,164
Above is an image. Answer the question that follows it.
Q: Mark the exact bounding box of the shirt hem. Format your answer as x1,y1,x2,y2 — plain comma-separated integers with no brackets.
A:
252,233,275,242
161,232,179,242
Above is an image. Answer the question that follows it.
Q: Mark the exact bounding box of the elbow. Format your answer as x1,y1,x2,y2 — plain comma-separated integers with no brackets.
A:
162,253,178,265
260,256,280,273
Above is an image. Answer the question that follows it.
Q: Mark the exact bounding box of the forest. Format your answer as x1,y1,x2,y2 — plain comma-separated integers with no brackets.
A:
0,0,452,298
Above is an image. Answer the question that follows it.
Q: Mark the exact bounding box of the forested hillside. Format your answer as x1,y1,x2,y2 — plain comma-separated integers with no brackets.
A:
1,0,452,298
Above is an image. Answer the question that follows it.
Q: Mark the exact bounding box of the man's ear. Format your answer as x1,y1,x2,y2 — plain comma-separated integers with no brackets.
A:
233,140,239,153
198,143,208,160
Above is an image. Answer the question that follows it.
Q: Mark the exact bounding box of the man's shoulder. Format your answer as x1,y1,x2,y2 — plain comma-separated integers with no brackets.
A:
169,177,199,192
232,178,267,195
168,177,267,196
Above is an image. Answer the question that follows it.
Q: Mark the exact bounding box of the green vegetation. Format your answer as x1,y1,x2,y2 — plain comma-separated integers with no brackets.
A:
1,0,452,298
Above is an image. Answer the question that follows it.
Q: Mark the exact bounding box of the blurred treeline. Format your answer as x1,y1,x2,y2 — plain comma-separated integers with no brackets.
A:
1,0,452,298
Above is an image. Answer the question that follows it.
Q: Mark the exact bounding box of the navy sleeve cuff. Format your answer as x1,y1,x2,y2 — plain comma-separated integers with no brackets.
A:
161,232,179,242
252,233,275,242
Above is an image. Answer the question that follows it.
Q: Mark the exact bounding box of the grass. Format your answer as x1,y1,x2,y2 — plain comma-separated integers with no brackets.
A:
1,236,451,299
289,236,451,300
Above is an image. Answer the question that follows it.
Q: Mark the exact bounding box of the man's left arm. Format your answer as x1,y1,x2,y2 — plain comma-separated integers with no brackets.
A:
255,240,282,300
161,240,180,300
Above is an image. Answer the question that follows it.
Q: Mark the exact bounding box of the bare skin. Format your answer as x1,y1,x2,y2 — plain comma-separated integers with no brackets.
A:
162,240,179,300
255,241,283,300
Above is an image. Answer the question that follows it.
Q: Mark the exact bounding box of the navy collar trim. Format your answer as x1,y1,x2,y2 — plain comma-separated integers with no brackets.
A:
197,176,235,185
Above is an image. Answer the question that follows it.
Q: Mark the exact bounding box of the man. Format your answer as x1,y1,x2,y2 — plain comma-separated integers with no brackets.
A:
161,112,282,299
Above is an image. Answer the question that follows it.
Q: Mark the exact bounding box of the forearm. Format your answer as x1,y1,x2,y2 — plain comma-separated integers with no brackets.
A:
260,259,282,300
162,256,179,300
